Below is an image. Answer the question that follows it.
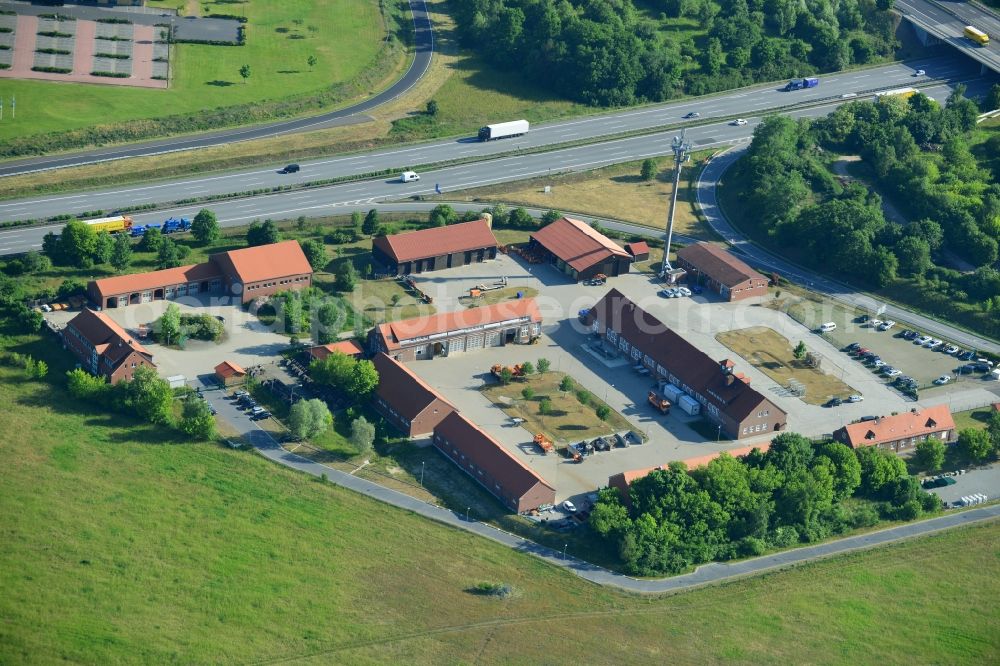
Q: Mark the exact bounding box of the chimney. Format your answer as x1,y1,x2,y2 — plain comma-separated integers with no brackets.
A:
719,359,734,374
481,212,493,228
725,374,735,386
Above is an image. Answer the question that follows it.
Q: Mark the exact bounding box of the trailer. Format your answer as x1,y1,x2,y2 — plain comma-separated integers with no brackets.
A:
784,77,819,91
678,394,701,416
964,25,989,46
874,87,918,102
162,217,191,234
478,119,530,142
82,214,133,234
659,382,684,404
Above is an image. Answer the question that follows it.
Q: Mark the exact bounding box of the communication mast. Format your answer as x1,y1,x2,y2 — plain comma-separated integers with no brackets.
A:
660,131,692,276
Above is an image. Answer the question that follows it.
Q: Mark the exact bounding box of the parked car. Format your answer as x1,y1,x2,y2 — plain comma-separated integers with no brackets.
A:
658,288,676,298
883,367,902,377
971,362,992,373
854,347,871,356
872,359,886,368
958,350,976,361
913,69,926,76
562,500,577,513
933,375,951,385
877,320,896,331
870,319,883,328
845,342,861,352
825,397,843,407
732,118,748,126
819,322,837,332
677,287,692,297
690,285,703,294
915,335,932,345
847,394,863,403
253,411,271,420
900,329,917,339
943,345,960,355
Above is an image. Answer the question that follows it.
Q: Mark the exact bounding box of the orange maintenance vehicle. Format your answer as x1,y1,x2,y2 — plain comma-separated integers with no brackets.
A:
648,389,672,414
533,433,554,455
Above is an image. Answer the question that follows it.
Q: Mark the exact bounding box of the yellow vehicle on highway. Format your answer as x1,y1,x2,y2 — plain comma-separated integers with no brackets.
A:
873,87,919,102
964,25,989,46
81,215,133,234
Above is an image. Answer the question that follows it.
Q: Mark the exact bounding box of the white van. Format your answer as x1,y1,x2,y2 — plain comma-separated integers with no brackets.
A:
400,171,420,183
819,322,837,332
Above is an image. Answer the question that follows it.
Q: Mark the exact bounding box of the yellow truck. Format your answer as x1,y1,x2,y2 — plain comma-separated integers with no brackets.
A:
82,215,134,234
964,26,989,46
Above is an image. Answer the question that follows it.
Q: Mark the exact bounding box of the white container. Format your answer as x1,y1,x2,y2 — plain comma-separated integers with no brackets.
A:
678,394,701,416
660,383,684,404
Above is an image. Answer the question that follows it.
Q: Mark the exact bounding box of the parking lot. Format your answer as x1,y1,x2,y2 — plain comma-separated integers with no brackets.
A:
927,463,1000,507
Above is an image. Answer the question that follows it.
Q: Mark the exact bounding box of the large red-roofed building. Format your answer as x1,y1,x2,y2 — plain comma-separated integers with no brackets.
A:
63,308,156,383
369,298,542,361
372,218,498,275
528,216,632,281
371,353,456,437
833,406,956,454
675,242,768,302
87,240,313,308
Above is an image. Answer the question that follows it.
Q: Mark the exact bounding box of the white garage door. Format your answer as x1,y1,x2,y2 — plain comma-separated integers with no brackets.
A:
142,291,152,303
485,332,501,347
466,334,484,351
450,337,465,354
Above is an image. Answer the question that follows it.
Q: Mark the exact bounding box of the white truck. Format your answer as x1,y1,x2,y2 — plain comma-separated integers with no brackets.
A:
478,119,530,142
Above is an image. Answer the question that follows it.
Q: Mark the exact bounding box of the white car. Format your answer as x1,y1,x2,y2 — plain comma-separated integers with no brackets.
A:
883,368,902,377
913,69,926,76
943,345,959,355
926,339,943,349
933,375,951,385
562,500,577,513
872,359,886,368
870,319,883,328
847,394,863,403
819,322,837,332
878,320,896,331
732,119,748,126
677,287,692,297
915,335,932,345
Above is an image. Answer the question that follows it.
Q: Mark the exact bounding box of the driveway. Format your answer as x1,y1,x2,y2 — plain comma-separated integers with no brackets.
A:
929,463,1000,506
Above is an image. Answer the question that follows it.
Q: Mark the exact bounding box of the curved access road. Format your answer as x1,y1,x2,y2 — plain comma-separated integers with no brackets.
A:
0,0,435,177
694,145,1000,355
208,388,1000,594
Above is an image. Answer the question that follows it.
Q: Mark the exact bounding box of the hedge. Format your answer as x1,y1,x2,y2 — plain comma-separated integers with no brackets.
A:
37,31,72,38
96,18,131,25
32,66,72,74
91,71,129,78
205,13,249,23
95,53,130,59
36,48,71,55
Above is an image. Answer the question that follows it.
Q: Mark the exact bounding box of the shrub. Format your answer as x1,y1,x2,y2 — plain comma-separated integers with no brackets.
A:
595,405,611,421
559,376,573,392
35,48,71,55
538,398,553,415
576,390,592,405
91,71,130,78
36,31,73,38
471,582,513,598
521,387,535,400
32,66,72,74
95,53,131,60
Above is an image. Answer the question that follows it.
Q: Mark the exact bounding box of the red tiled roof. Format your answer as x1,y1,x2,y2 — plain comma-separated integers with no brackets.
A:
89,262,221,299
625,241,649,256
372,353,455,421
307,340,364,361
67,308,153,367
676,242,765,288
372,219,497,263
434,411,554,499
214,361,245,379
215,240,313,284
588,288,783,425
609,443,772,495
531,217,630,273
375,298,541,350
837,406,955,448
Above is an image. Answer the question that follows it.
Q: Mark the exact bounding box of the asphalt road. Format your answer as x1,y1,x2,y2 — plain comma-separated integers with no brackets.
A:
1,75,993,256
694,146,1000,355
0,54,981,192
898,0,1000,73
0,0,435,177
202,382,1000,593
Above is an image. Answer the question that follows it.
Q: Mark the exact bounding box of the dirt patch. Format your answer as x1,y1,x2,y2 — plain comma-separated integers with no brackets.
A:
716,326,856,405
458,286,539,308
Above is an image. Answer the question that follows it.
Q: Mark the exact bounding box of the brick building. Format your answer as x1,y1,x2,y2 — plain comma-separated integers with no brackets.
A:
586,289,786,439
433,412,556,513
214,361,246,387
372,218,498,275
833,406,956,454
63,308,156,383
528,216,632,281
304,340,365,363
371,353,456,437
88,240,313,308
675,242,768,302
369,298,542,362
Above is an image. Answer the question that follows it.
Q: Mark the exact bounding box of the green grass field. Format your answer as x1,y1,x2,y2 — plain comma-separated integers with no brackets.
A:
1,348,999,663
0,0,386,142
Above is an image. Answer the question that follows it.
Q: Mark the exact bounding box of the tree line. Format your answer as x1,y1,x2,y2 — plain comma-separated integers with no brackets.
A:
732,89,1000,335
590,432,941,575
452,0,898,106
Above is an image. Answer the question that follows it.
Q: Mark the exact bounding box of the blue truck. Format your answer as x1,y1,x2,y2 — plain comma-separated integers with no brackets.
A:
785,77,819,91
128,217,191,237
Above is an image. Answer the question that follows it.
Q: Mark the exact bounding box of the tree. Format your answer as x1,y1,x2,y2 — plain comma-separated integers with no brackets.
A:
307,54,317,70
310,351,355,388
596,405,611,421
793,340,807,360
299,239,328,271
349,359,379,398
985,84,1000,112
499,367,513,385
59,221,97,267
157,303,182,346
957,428,993,464
17,250,50,275
180,396,216,440
538,397,553,415
362,209,380,236
855,446,908,498
426,99,439,116
239,63,251,83
914,437,946,472
507,207,534,229
351,210,363,231
559,376,573,392
66,368,111,401
350,415,376,455
520,361,535,376
429,204,457,227
42,231,62,263
138,226,163,253
894,235,932,277
157,237,182,269
536,358,551,373
122,366,173,425
247,220,281,247
110,233,133,272
521,387,535,400
289,398,333,441
334,260,357,292
815,441,862,501
191,209,220,244
93,231,114,264
641,158,658,181
540,210,562,226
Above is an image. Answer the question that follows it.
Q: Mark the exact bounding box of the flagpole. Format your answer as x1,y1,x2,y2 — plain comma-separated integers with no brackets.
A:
11,95,14,120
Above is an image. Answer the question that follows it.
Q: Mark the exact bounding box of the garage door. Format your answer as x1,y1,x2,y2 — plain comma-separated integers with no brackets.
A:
466,334,484,351
450,337,465,354
176,284,187,296
485,332,501,347
142,291,152,303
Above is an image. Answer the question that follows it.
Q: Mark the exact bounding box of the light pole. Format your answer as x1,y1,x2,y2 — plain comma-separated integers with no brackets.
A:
717,423,722,442
563,543,568,560
420,461,425,487
660,131,692,276
466,506,471,522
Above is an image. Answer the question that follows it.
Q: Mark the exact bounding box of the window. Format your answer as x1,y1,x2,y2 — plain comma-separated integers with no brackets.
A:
607,330,618,343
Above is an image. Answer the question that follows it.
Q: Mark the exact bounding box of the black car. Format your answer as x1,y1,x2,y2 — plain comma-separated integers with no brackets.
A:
845,342,861,352
253,411,271,420
683,111,700,119
280,163,300,174
825,397,843,407
971,362,991,372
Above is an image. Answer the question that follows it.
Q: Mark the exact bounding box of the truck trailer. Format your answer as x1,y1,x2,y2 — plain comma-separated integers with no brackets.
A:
785,77,819,91
478,119,530,142
82,215,134,234
964,25,989,46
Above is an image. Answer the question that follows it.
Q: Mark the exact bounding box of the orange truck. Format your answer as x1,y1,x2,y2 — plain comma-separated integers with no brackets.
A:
648,389,671,414
533,433,554,455
491,363,524,379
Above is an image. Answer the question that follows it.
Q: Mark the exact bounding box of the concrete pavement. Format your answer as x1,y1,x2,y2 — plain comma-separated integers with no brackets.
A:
203,381,1000,593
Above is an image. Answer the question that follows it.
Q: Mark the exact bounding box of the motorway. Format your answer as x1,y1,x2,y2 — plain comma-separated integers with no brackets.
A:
0,0,435,177
0,73,995,257
898,0,1000,73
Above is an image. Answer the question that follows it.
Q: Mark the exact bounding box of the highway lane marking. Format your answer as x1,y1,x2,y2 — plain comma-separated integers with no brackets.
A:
0,194,88,208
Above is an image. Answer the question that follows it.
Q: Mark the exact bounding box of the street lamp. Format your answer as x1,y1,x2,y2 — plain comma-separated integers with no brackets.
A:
420,461,425,487
466,506,471,522
717,423,722,442
563,543,568,560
